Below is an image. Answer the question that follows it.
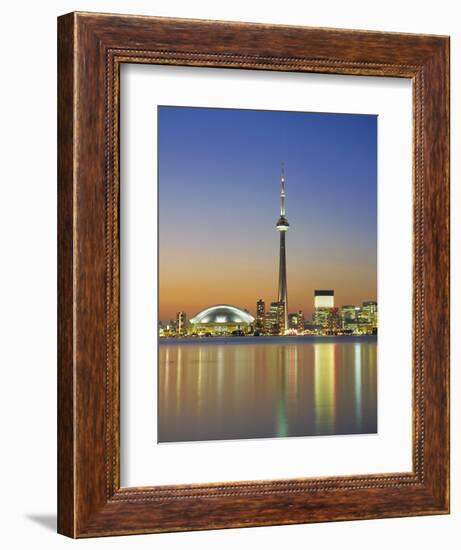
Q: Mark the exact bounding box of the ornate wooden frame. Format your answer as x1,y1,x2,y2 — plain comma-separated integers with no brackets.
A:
57,12,450,537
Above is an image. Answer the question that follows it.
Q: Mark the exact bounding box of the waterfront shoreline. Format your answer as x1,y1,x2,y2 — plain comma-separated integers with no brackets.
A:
159,334,377,345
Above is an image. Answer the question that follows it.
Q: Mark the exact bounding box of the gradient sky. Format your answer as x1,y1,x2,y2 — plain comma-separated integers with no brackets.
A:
158,106,377,322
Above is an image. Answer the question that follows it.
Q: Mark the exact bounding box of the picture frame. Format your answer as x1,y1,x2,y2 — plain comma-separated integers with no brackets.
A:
57,11,450,537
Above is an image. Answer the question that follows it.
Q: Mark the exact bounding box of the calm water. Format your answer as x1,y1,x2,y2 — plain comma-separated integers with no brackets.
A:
158,336,377,443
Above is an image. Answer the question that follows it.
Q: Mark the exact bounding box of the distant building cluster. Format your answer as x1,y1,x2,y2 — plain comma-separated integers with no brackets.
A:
311,290,377,336
158,290,377,338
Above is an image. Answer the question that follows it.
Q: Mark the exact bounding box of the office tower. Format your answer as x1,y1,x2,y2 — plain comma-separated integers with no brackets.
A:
276,301,286,334
256,299,265,333
313,290,334,329
314,289,335,308
265,301,284,335
265,302,278,335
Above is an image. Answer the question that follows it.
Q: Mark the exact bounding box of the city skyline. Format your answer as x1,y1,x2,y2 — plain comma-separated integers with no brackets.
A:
159,106,377,322
158,293,378,328
160,293,378,337
158,296,378,325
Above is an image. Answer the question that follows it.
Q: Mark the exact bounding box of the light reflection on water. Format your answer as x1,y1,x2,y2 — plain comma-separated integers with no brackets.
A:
158,336,377,443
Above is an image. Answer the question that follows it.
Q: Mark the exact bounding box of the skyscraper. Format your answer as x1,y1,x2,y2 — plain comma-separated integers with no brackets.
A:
314,289,335,309
313,290,334,329
256,299,265,333
276,166,289,333
265,302,282,335
276,301,286,334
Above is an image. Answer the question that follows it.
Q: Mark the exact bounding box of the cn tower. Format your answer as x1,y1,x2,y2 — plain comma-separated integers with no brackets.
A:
276,165,289,333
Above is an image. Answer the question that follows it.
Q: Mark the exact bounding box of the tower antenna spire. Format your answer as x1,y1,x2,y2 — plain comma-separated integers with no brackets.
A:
280,163,285,215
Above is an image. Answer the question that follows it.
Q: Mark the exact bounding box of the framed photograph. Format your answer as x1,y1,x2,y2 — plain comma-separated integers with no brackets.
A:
58,12,450,537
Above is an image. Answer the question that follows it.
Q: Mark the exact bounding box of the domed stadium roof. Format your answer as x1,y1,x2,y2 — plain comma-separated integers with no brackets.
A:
190,305,254,325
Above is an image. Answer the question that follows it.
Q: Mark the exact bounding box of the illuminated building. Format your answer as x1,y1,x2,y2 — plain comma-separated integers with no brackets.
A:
175,311,186,335
341,305,357,331
288,313,299,330
265,301,284,335
189,305,254,335
313,308,329,329
356,307,367,324
288,310,304,333
277,301,286,334
159,319,175,337
276,166,289,333
326,308,341,334
362,301,378,328
263,312,275,334
313,290,334,329
339,302,378,334
297,310,305,332
256,299,265,333
314,289,334,308
264,311,272,334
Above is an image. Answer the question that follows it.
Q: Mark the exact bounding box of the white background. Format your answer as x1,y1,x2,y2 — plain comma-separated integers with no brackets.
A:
0,0,458,548
121,65,412,486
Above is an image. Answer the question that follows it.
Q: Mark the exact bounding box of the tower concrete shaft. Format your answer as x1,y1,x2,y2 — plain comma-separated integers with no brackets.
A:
278,232,288,331
276,167,289,333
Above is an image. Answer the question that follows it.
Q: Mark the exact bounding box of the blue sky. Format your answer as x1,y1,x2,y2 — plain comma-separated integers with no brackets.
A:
158,106,377,320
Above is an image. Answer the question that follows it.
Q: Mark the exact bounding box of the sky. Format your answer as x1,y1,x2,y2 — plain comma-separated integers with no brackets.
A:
158,106,377,322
